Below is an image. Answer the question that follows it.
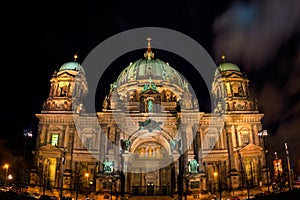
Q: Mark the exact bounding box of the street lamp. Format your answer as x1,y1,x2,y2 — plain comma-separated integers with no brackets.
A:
23,130,33,187
284,142,293,191
213,165,222,200
3,164,9,186
8,174,13,181
85,172,89,187
182,172,190,200
213,171,218,195
7,174,13,186
23,130,33,161
107,172,120,200
258,130,270,194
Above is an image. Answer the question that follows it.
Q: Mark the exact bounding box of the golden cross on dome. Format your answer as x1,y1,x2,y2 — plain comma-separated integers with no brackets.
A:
74,53,78,62
144,37,154,60
221,54,226,62
147,37,151,52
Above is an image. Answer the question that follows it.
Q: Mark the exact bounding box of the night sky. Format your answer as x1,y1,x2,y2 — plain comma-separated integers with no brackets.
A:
1,0,300,174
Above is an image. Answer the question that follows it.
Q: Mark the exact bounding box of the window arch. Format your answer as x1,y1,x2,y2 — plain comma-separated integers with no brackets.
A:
239,127,250,146
204,131,218,149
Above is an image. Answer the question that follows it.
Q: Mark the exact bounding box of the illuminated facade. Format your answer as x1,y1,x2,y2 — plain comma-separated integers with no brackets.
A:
30,40,268,199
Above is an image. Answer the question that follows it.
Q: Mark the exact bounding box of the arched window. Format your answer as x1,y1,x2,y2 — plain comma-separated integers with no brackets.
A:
85,138,94,149
51,134,59,146
232,84,240,97
205,131,218,149
239,127,250,146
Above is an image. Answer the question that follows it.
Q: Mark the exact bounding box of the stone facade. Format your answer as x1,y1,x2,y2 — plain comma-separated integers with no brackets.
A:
30,45,268,199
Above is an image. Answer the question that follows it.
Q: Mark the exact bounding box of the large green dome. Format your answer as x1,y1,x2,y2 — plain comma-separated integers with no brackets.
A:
115,57,184,88
59,62,85,74
215,62,240,75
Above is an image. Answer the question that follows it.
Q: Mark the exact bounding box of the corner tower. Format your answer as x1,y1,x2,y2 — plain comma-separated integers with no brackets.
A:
210,55,264,190
212,55,258,114
42,54,88,113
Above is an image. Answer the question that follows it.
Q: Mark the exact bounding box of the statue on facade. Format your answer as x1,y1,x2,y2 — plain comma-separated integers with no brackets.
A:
138,118,162,132
183,80,189,91
188,158,199,173
102,95,109,110
121,139,131,151
170,139,180,152
148,99,153,112
103,158,113,173
109,82,117,93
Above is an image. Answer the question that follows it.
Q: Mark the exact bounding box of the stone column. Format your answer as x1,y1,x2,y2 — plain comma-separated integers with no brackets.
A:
64,125,69,148
179,125,189,171
171,153,180,193
219,128,225,149
46,126,51,145
40,125,47,145
229,125,237,169
226,124,239,190
253,124,259,145
121,153,132,194
114,126,120,171
186,125,196,164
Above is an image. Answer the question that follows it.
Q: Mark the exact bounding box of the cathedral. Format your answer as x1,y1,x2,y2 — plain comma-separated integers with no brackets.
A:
29,39,268,199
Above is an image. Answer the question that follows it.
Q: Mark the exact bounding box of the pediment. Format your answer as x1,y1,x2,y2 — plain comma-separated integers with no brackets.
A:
56,71,76,78
142,89,159,94
40,144,62,153
239,143,263,155
224,72,243,78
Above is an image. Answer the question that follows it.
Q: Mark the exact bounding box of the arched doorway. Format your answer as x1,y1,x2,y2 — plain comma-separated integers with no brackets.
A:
128,141,174,196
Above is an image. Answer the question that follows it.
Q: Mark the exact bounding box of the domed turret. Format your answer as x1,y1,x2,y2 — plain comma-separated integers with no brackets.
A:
215,55,241,76
59,54,85,74
215,62,240,75
212,55,258,113
42,54,88,112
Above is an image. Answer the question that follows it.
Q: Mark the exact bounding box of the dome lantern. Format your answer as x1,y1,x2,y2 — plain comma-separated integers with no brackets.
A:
144,37,154,60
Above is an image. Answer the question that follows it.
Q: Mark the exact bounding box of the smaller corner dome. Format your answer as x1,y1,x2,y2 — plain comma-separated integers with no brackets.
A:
215,62,240,75
59,62,85,74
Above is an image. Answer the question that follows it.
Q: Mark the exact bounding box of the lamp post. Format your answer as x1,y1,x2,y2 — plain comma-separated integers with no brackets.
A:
258,130,270,194
213,171,218,198
85,172,90,198
85,172,89,187
59,151,65,200
182,172,190,200
284,142,293,191
8,174,13,183
108,173,120,200
3,164,9,186
23,130,33,187
213,164,222,200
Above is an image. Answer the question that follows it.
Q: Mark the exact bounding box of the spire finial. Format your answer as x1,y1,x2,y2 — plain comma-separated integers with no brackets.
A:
144,37,154,60
221,54,226,62
147,37,152,52
74,53,78,62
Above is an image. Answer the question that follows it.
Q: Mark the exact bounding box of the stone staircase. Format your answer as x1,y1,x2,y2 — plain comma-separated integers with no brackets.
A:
130,196,173,200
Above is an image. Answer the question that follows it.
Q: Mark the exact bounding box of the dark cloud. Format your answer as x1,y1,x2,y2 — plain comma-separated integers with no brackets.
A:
213,0,300,69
